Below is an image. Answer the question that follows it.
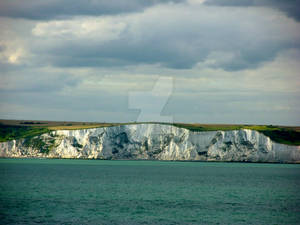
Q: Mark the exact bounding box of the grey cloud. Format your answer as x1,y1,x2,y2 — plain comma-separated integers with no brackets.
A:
25,75,79,92
166,91,300,125
35,41,284,71
0,91,127,112
30,5,300,71
0,87,136,122
1,85,299,125
0,63,29,73
1,1,300,126
0,69,80,93
0,44,5,52
0,0,184,20
204,0,300,22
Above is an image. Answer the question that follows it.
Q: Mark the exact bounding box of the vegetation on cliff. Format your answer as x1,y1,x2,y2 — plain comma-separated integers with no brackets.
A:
0,120,299,146
173,123,300,146
0,124,49,142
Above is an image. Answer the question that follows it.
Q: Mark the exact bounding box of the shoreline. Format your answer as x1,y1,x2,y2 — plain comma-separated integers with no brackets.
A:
1,157,299,164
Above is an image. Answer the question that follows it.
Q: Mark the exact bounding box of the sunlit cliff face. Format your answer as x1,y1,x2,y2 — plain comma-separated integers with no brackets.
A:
1,124,299,162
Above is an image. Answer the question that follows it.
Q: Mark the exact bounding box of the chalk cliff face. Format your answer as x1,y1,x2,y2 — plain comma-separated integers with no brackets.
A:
0,124,300,162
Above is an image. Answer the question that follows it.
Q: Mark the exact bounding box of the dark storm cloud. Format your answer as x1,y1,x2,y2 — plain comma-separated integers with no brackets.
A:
205,0,300,22
0,0,184,20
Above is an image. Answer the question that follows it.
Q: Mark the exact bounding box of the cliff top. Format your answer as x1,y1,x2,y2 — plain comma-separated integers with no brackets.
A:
0,119,300,146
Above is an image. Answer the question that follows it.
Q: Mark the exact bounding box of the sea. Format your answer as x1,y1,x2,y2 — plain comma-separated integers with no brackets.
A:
0,159,300,224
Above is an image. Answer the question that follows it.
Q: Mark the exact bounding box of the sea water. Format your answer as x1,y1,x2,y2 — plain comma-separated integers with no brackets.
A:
0,159,299,224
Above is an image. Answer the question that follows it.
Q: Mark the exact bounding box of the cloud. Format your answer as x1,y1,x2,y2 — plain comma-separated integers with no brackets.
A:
0,67,81,93
28,4,300,71
204,0,300,22
1,49,299,124
0,1,300,125
32,18,127,43
0,0,184,20
0,39,28,65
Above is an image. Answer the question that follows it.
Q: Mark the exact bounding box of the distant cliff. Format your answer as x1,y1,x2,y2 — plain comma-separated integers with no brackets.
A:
0,124,299,163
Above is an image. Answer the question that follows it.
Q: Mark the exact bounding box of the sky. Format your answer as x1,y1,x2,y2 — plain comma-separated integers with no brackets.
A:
0,0,299,125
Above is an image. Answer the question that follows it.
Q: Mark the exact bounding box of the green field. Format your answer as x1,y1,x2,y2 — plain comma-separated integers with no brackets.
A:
173,123,300,146
0,120,299,146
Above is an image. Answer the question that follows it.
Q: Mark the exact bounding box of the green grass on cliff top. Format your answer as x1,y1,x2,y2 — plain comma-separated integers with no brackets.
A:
172,123,300,146
0,120,299,146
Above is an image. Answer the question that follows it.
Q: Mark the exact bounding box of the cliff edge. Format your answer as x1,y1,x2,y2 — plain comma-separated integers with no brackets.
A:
1,124,299,162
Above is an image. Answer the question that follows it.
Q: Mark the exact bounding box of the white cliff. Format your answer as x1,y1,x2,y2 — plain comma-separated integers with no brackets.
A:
0,124,300,163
